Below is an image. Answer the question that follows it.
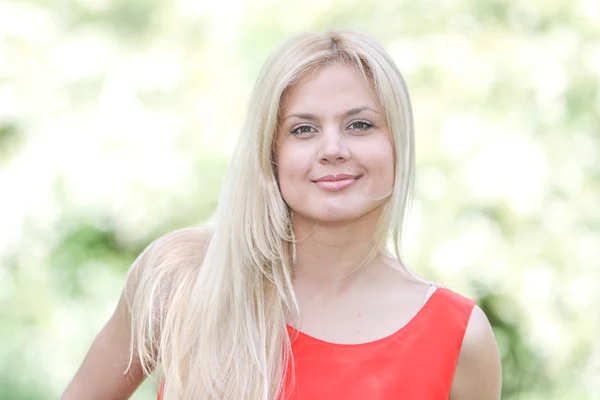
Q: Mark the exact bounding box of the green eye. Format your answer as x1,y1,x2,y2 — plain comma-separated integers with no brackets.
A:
290,125,315,136
348,121,373,131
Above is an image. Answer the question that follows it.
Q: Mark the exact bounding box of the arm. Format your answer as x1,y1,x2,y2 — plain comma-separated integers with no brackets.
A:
61,294,145,400
449,305,503,400
62,226,212,400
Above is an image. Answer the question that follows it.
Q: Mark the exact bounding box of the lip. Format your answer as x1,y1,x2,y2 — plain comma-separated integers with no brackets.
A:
313,174,361,191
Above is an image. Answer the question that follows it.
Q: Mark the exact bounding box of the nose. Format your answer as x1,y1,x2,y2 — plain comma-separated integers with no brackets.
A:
318,131,350,164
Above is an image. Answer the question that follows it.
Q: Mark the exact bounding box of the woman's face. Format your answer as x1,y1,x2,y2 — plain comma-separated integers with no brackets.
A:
275,63,395,224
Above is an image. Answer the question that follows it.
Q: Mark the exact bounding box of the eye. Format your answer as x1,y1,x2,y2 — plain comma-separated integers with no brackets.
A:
348,120,373,131
290,125,316,137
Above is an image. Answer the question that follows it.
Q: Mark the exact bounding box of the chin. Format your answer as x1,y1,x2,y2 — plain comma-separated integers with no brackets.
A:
297,202,381,225
313,212,361,224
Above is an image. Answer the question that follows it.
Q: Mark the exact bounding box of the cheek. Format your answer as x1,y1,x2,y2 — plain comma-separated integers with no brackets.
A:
366,140,395,187
275,145,312,199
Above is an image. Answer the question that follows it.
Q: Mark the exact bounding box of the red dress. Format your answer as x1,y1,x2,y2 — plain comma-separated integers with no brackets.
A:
158,287,475,399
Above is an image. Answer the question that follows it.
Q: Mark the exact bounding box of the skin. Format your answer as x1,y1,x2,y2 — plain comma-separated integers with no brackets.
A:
63,63,501,399
276,63,396,286
276,67,394,226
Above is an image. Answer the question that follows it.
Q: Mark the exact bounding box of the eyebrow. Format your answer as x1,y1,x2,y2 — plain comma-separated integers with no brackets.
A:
282,106,379,122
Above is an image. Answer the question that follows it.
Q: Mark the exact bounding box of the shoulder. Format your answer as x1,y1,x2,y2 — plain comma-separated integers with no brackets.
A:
140,226,212,261
134,226,212,269
125,226,213,297
449,304,502,400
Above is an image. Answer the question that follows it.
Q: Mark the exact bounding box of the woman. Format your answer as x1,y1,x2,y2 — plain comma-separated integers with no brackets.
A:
63,30,502,399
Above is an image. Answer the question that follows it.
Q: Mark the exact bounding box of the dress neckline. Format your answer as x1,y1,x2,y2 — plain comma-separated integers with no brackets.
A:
286,287,445,347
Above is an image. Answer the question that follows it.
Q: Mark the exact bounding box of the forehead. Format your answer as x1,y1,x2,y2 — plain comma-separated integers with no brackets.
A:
281,63,380,115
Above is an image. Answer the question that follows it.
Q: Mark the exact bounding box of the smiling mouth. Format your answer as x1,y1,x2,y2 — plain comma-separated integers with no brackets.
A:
312,174,361,191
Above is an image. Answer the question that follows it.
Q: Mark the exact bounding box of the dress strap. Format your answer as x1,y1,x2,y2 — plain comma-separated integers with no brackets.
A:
421,284,439,306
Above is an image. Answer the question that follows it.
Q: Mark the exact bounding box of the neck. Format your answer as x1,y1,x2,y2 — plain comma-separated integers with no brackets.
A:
291,208,384,292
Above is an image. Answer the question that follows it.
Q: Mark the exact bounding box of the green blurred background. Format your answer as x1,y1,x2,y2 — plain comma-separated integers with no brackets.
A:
1,0,598,398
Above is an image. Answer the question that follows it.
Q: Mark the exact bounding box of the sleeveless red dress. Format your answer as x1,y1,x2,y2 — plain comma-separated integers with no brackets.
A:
157,287,475,399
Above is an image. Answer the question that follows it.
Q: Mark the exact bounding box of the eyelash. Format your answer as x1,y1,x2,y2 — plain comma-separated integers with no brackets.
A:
290,120,374,136
348,120,374,131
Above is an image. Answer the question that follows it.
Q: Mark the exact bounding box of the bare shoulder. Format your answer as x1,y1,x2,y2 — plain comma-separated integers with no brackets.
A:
450,305,502,400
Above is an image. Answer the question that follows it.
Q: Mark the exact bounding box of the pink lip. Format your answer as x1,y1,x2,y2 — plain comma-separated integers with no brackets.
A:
313,174,361,191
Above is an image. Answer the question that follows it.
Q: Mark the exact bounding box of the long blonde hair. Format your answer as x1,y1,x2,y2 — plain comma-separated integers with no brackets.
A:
126,29,418,399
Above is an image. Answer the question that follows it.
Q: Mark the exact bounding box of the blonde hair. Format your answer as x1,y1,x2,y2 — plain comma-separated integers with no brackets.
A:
126,29,419,399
